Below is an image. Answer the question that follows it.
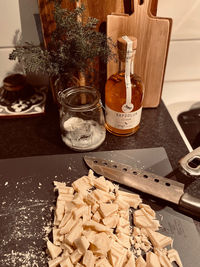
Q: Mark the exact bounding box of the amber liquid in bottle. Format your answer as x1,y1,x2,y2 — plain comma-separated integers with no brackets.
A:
105,35,144,136
105,69,143,136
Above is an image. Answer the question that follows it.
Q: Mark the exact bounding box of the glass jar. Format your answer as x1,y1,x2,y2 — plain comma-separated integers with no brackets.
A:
58,86,106,151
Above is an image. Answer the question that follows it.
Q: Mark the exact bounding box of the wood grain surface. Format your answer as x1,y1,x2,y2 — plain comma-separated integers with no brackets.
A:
107,0,172,107
37,0,75,47
37,0,172,107
38,0,124,47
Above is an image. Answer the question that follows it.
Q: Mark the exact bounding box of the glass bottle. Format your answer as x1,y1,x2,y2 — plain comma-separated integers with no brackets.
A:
58,86,106,151
105,36,144,136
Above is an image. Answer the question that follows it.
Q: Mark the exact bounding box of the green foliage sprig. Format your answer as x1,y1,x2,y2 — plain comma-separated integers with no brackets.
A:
9,1,115,88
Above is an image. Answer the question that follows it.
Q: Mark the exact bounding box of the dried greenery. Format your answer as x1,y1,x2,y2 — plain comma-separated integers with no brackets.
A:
9,1,115,88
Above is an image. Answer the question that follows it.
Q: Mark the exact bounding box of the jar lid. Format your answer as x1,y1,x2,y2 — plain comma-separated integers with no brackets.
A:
58,86,101,111
3,74,26,92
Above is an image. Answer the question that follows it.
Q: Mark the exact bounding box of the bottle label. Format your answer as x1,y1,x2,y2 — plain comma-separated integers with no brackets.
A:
105,105,142,130
122,36,134,113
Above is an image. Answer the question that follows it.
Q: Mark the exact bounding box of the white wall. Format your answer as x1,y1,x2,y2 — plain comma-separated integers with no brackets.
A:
158,0,200,152
157,0,200,82
0,0,41,86
0,0,200,85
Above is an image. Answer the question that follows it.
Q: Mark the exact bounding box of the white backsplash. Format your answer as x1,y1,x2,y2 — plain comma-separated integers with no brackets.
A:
157,0,200,82
158,0,200,150
0,1,21,47
157,0,200,40
0,0,40,47
0,0,200,84
0,0,41,86
165,40,200,81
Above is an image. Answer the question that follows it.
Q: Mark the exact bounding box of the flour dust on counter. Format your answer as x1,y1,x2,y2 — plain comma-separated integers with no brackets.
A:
0,149,199,267
0,196,52,266
0,153,77,267
0,174,55,267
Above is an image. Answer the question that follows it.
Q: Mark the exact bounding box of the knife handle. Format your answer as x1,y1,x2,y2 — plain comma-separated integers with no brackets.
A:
179,192,200,216
179,147,200,177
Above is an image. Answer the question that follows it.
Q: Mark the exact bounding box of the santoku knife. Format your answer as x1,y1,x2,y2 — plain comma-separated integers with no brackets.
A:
84,156,200,217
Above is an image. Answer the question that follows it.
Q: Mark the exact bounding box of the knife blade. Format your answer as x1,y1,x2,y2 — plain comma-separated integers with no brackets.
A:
84,156,200,216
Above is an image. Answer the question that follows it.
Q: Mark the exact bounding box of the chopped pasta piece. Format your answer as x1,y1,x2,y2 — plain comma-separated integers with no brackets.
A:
46,169,182,267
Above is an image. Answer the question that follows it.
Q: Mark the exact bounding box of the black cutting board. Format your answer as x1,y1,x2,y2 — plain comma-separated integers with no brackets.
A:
0,147,199,267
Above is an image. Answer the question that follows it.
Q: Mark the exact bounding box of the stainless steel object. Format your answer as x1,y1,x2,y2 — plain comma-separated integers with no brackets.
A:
84,156,200,216
179,147,200,177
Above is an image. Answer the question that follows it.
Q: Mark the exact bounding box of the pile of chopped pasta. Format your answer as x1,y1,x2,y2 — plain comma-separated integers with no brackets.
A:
47,170,183,267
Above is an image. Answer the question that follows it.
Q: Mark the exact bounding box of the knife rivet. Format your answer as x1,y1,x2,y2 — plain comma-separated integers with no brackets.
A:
165,182,171,187
94,160,98,164
113,165,117,168
154,178,159,183
133,171,137,175
143,174,148,178
123,168,128,171
103,162,108,166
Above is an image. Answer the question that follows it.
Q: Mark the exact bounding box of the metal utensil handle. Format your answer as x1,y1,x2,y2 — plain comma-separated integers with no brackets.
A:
179,147,200,177
179,192,200,216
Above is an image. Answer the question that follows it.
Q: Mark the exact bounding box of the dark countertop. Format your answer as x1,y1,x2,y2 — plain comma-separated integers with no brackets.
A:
0,91,189,171
0,90,200,235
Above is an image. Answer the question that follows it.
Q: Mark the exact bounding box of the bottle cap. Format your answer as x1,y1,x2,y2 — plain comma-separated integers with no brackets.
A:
117,36,137,51
117,36,137,61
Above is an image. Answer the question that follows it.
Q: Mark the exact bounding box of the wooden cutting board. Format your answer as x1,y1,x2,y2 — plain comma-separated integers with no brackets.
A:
38,0,124,47
37,0,124,100
38,0,171,106
107,0,172,107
